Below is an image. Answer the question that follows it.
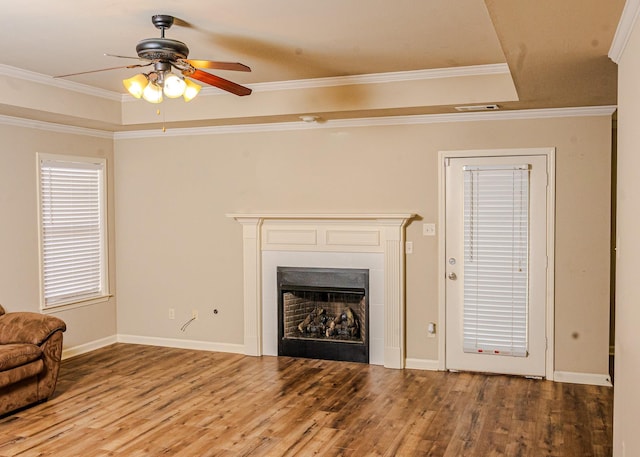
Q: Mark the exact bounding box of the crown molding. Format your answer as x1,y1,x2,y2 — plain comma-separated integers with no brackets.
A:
121,63,511,101
1,61,511,103
609,0,640,63
246,63,510,92
0,103,614,140
0,60,509,103
114,105,617,139
0,114,113,139
0,64,121,101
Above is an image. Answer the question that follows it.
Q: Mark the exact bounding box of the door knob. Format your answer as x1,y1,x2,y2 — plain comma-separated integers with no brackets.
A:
448,272,457,280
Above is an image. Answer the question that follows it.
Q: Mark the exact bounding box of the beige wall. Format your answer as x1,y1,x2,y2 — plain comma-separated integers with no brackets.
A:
0,124,117,349
0,111,612,377
613,12,640,457
114,114,612,375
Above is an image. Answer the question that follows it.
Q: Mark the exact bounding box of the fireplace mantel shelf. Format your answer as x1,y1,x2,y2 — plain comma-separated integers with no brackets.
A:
227,213,415,221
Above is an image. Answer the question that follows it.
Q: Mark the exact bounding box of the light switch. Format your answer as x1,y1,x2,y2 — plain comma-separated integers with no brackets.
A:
405,241,413,254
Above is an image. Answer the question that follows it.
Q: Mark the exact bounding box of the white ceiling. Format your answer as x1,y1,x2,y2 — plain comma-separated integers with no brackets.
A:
0,0,626,124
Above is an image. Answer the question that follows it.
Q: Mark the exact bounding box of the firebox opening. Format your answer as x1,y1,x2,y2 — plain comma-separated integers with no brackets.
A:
283,288,365,343
278,267,369,363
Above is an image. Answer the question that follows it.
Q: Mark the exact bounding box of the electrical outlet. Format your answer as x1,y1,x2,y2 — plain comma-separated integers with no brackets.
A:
423,223,436,236
168,308,175,320
192,309,198,319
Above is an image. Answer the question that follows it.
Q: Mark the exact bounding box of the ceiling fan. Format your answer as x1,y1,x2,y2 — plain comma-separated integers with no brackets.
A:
57,14,252,103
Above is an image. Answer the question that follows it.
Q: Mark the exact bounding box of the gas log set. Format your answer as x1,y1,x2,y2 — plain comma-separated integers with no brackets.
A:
297,305,361,340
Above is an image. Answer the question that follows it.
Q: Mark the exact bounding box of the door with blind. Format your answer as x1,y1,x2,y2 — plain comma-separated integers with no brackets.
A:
444,154,548,377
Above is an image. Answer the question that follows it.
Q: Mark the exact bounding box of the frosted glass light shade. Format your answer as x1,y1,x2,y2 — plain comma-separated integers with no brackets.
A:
122,74,149,99
142,82,163,104
163,74,187,98
183,79,201,102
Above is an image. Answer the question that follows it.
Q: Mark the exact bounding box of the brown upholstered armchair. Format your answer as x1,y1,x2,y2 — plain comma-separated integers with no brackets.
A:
0,304,66,415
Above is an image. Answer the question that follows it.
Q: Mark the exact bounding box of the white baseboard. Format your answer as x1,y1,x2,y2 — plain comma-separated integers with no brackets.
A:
62,341,614,388
117,334,246,355
553,371,613,387
62,335,117,360
405,358,441,371
403,359,613,386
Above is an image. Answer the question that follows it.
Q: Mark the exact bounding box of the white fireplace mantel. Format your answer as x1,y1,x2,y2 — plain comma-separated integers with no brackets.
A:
227,213,415,369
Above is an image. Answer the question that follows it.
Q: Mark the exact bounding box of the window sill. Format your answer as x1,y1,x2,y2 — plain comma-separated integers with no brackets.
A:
41,294,113,314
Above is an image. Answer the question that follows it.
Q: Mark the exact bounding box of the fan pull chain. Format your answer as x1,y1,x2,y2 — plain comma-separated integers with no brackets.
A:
157,108,166,133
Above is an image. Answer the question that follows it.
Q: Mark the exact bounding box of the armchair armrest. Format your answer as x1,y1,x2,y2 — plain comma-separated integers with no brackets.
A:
0,312,66,345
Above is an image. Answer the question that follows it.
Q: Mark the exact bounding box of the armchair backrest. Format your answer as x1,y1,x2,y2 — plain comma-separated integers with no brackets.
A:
0,312,66,345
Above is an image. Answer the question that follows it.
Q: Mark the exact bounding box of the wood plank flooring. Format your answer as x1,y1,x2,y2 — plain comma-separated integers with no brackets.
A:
0,344,613,456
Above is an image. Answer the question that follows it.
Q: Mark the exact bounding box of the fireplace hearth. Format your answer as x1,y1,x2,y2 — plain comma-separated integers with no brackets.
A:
278,267,369,363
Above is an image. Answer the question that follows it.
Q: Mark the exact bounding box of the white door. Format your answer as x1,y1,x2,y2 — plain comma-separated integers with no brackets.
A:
445,154,548,377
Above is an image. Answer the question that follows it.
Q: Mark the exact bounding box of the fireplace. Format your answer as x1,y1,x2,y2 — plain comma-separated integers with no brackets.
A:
227,213,414,368
278,267,369,363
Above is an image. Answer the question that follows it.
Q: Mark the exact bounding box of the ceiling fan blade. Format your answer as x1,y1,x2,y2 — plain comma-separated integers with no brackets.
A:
104,53,148,61
185,60,251,72
172,17,195,28
54,63,152,78
185,69,252,96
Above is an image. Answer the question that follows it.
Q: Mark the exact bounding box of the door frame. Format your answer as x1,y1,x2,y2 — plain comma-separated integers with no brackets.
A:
437,147,556,380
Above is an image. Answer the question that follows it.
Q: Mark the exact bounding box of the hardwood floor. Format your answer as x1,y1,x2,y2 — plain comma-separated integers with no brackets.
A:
0,344,613,456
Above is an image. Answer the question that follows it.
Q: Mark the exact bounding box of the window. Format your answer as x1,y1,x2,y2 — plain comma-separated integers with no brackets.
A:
38,154,108,308
462,164,530,357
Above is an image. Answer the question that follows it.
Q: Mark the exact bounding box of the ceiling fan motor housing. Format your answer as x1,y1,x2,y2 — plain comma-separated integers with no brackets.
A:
136,38,189,61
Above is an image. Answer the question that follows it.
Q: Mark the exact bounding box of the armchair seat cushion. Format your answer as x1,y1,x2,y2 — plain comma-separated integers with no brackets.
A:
0,344,43,371
0,359,44,390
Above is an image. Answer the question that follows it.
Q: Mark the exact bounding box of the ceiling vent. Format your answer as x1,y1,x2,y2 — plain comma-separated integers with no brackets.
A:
454,104,500,112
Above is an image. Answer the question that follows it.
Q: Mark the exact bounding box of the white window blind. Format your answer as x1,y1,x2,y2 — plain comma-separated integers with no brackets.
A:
39,156,107,307
463,164,529,357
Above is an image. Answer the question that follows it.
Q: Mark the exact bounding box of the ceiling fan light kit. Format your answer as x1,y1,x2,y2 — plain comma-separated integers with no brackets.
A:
61,14,251,104
182,78,202,102
142,81,164,104
122,73,149,99
163,74,187,98
123,64,201,103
